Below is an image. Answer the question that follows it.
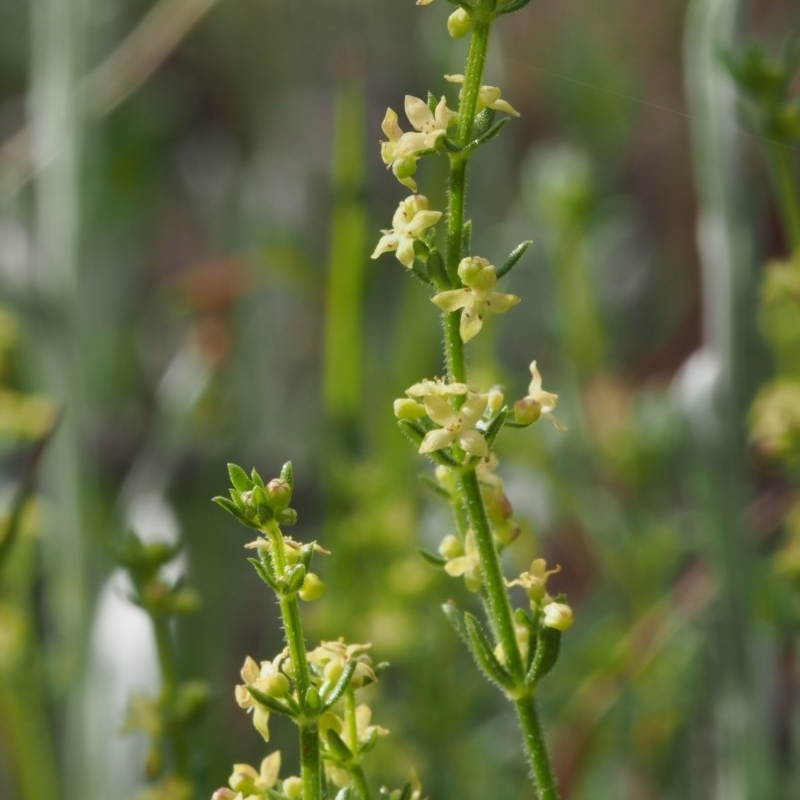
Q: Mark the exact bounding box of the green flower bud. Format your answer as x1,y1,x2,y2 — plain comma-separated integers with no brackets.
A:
263,671,291,698
447,8,472,38
277,507,298,526
299,573,325,601
394,398,426,420
438,534,462,560
266,478,292,511
283,776,303,799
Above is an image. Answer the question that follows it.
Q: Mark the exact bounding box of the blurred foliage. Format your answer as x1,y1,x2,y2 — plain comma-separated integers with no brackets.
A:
1,1,800,800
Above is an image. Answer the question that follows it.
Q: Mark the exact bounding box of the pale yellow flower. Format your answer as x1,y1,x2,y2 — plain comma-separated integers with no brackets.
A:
234,651,290,741
419,392,489,457
514,361,565,430
505,558,561,603
372,195,442,268
229,752,281,795
431,256,520,342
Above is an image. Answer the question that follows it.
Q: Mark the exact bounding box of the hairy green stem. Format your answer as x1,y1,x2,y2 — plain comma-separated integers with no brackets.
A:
443,17,491,379
459,469,524,680
299,723,323,800
151,611,190,777
344,689,371,800
268,523,321,800
439,11,563,799
514,698,561,800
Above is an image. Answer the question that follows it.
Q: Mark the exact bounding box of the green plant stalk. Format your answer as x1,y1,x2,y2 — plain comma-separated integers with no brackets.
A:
299,724,323,800
767,141,800,254
266,523,321,800
514,698,561,800
443,16,491,380
439,10,562,798
343,688,371,800
150,610,190,777
459,469,523,680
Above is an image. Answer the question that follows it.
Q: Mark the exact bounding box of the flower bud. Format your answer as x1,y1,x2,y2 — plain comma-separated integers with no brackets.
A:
447,8,472,38
283,776,304,799
229,764,258,793
263,671,291,698
487,386,505,413
457,255,497,292
394,398,426,420
438,534,462,559
266,478,292,511
543,601,574,631
298,572,325,602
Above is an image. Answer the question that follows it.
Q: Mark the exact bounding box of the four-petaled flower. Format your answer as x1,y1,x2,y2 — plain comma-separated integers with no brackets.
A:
234,651,290,741
444,74,520,117
505,558,561,603
371,195,442,268
514,361,566,430
431,256,520,342
419,390,489,457
229,752,281,795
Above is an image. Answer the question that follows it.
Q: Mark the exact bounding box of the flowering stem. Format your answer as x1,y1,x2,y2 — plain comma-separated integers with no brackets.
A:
439,13,564,799
344,689,372,800
443,17,491,380
266,523,321,800
459,469,524,679
151,610,190,777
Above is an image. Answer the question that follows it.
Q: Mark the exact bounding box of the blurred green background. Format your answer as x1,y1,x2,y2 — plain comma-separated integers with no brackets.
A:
2,1,800,799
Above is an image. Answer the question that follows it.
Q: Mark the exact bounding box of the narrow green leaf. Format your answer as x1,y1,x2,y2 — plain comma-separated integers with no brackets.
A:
442,601,470,645
326,728,354,761
250,467,265,489
467,115,510,151
496,240,532,280
526,625,562,687
280,461,294,491
497,0,534,15
283,563,306,595
482,407,508,449
418,473,451,500
321,659,358,710
245,685,294,717
247,557,277,591
418,548,447,568
464,612,516,691
227,463,252,492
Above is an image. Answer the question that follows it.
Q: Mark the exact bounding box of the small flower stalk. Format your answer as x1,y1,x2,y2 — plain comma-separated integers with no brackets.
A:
371,1,571,797
213,463,418,800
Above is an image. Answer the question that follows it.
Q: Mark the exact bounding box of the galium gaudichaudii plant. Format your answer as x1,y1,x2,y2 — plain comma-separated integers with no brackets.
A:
212,2,573,799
